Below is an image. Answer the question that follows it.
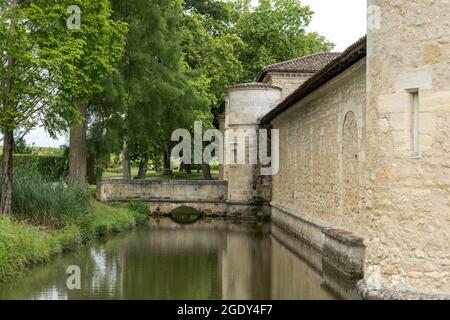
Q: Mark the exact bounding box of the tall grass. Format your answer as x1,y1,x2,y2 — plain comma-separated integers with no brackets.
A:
0,166,150,282
0,167,89,227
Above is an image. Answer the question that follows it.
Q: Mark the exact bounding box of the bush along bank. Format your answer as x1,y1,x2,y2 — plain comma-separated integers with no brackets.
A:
0,199,150,282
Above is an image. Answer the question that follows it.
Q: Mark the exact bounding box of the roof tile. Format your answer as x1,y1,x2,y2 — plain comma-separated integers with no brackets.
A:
256,52,342,82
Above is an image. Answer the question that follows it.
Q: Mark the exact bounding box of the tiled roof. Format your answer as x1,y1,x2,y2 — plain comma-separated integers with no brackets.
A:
256,52,342,82
260,36,367,125
228,82,281,91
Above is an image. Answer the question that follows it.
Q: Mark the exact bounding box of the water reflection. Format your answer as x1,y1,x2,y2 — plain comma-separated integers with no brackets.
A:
0,218,354,300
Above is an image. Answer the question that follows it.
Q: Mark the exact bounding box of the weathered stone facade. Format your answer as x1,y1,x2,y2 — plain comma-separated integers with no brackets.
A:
222,1,450,297
270,60,368,238
364,0,450,295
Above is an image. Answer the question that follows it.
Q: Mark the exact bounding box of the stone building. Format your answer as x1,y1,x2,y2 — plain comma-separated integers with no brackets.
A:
222,0,450,298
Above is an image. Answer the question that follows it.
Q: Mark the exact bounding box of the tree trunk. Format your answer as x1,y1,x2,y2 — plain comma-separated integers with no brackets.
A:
121,141,131,180
202,162,212,180
162,150,172,176
185,163,192,174
1,130,14,215
69,103,88,187
136,155,148,179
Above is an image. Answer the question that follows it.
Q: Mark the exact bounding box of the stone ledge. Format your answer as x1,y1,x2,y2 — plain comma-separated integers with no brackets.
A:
270,202,328,229
270,203,366,279
357,280,450,300
323,228,365,246
322,230,365,279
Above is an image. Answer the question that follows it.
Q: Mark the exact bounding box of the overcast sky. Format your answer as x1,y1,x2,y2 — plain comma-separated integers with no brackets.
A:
26,0,367,147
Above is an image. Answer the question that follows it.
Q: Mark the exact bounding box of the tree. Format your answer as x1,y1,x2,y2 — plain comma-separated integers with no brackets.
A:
234,0,335,81
181,1,244,124
67,0,127,186
0,0,86,214
91,0,208,179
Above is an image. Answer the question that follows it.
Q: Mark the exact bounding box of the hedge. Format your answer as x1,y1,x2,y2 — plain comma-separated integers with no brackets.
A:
1,154,68,181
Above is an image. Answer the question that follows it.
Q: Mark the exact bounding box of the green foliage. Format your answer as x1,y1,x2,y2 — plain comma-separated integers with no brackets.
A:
10,154,68,181
88,201,136,237
0,0,82,134
1,168,89,227
87,0,209,173
0,217,61,280
13,135,32,155
0,0,127,213
181,8,244,124
127,202,150,225
234,0,335,82
56,224,83,252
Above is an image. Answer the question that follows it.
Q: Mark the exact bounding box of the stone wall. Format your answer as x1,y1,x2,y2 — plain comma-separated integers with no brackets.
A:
365,0,450,295
97,179,228,203
96,179,268,217
263,72,313,100
271,59,369,238
224,84,281,203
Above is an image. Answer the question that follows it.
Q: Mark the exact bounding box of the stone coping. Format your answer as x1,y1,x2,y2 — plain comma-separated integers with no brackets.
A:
97,179,228,186
270,202,328,230
228,82,281,91
147,199,227,204
323,228,365,246
357,280,450,300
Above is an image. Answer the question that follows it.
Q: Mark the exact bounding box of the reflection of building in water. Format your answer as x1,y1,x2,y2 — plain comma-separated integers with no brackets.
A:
0,219,353,300
220,231,271,300
143,219,345,300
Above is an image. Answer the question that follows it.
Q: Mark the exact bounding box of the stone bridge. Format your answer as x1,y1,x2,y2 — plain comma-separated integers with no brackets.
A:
96,179,229,216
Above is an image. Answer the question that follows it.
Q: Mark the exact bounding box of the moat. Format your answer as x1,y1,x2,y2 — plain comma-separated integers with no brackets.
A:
0,218,358,300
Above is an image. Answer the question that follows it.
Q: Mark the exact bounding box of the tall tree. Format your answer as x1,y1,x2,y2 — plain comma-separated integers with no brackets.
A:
234,0,335,81
0,0,87,214
90,0,207,179
67,0,127,186
181,6,244,125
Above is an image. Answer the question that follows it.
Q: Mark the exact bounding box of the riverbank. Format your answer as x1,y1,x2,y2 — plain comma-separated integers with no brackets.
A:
0,199,149,282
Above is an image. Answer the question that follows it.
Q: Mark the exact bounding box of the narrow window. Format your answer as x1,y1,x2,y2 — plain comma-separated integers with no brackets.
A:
407,89,419,157
233,142,238,164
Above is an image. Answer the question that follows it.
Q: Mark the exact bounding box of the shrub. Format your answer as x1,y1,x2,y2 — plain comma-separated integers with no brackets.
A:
127,202,150,225
56,225,83,252
10,154,68,181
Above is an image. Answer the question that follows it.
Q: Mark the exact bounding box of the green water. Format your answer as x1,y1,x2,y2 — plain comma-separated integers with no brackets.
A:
0,218,351,300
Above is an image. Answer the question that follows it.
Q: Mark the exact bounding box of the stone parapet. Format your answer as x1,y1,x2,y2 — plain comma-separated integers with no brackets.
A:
96,179,228,203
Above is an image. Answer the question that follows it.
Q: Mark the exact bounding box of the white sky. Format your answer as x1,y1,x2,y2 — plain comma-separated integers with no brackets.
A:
26,0,367,147
301,0,367,51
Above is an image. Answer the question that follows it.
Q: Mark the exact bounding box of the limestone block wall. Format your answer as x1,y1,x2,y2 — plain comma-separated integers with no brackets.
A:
365,0,450,295
227,85,281,126
271,59,369,237
225,85,282,203
96,179,228,203
263,72,313,100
